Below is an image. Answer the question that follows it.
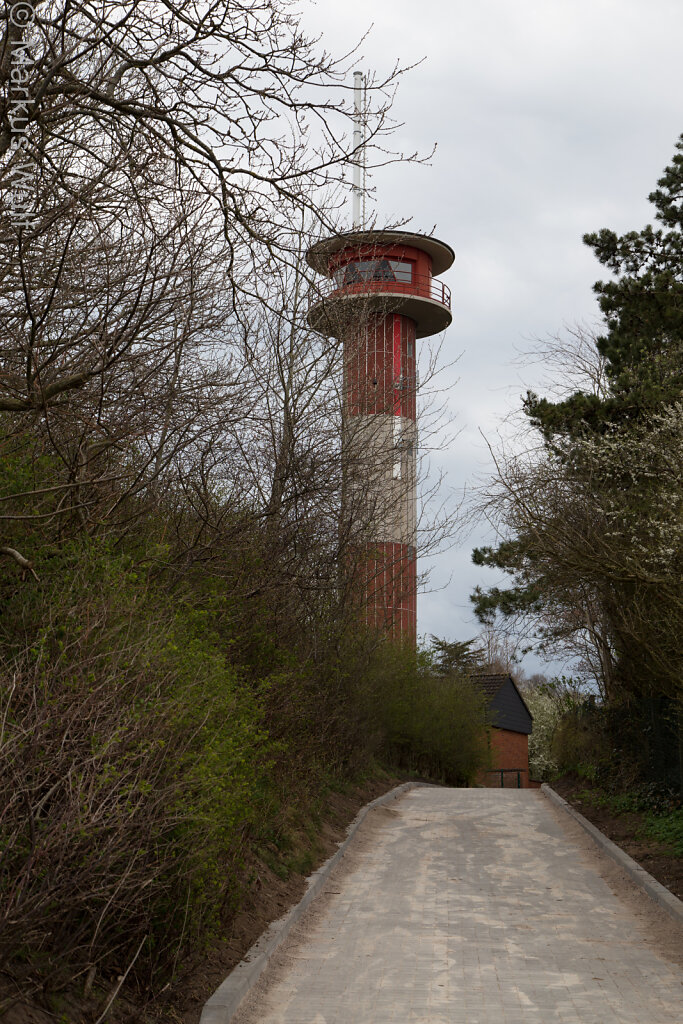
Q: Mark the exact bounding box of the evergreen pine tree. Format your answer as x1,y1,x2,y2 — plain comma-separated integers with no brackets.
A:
524,135,683,437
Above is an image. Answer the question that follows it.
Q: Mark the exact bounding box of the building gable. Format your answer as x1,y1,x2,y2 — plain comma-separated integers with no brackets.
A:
472,673,533,736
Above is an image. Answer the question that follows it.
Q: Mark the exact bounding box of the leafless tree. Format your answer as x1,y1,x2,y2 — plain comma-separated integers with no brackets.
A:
0,0,424,576
473,402,683,700
0,1,413,251
514,323,611,406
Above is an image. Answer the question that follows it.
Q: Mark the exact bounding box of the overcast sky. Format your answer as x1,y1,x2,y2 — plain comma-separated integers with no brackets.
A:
304,0,682,675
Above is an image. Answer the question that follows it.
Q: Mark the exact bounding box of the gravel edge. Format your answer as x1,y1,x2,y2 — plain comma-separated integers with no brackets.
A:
542,783,683,927
199,781,428,1024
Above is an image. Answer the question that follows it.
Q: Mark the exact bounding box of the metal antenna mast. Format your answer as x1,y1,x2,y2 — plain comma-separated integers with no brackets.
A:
362,74,368,227
352,71,364,229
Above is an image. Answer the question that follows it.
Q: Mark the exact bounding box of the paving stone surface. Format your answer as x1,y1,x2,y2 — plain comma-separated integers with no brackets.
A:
232,788,683,1024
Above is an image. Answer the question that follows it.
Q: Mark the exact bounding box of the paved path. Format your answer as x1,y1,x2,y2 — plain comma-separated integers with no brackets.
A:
233,788,682,1024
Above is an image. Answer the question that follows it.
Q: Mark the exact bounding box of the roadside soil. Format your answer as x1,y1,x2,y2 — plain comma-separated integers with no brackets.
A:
550,774,683,901
1,769,412,1024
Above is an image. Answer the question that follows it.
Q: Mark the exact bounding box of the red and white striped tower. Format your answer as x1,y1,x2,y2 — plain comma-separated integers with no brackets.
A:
306,229,454,641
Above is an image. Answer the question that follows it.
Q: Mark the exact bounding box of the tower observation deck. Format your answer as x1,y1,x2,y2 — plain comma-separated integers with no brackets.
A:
306,229,455,641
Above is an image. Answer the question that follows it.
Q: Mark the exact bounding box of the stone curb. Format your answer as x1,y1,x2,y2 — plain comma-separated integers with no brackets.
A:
200,781,428,1024
542,783,683,927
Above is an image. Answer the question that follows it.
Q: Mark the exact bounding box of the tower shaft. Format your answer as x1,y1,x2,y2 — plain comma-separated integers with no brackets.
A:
345,310,417,639
306,230,454,642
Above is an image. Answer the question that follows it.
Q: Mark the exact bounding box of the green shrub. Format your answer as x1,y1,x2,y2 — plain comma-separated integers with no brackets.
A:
0,542,271,988
362,640,489,785
550,696,682,794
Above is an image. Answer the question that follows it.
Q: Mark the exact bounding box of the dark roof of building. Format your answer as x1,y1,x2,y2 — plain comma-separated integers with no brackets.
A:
471,673,533,736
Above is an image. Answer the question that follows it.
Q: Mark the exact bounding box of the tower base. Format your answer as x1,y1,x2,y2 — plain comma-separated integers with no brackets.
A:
364,542,416,642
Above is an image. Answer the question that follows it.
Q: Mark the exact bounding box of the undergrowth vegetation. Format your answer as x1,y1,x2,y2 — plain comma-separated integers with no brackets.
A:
527,686,683,857
0,539,488,1003
572,788,683,857
550,696,682,796
643,810,683,858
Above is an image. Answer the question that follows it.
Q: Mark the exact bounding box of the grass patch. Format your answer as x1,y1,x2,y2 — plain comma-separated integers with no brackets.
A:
641,810,683,857
573,785,682,859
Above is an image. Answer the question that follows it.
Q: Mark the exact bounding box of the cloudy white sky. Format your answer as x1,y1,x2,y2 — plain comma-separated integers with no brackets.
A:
304,0,682,673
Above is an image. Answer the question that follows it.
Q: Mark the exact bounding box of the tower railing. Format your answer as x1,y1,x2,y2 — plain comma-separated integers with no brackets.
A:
312,272,451,310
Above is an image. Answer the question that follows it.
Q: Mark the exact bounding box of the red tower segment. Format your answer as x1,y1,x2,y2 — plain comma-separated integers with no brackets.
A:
307,230,454,641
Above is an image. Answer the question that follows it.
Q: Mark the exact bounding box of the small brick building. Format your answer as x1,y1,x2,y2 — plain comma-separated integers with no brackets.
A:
472,673,533,788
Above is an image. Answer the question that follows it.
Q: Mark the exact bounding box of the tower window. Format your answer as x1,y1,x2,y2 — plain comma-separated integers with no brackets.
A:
334,259,413,286
392,418,403,480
